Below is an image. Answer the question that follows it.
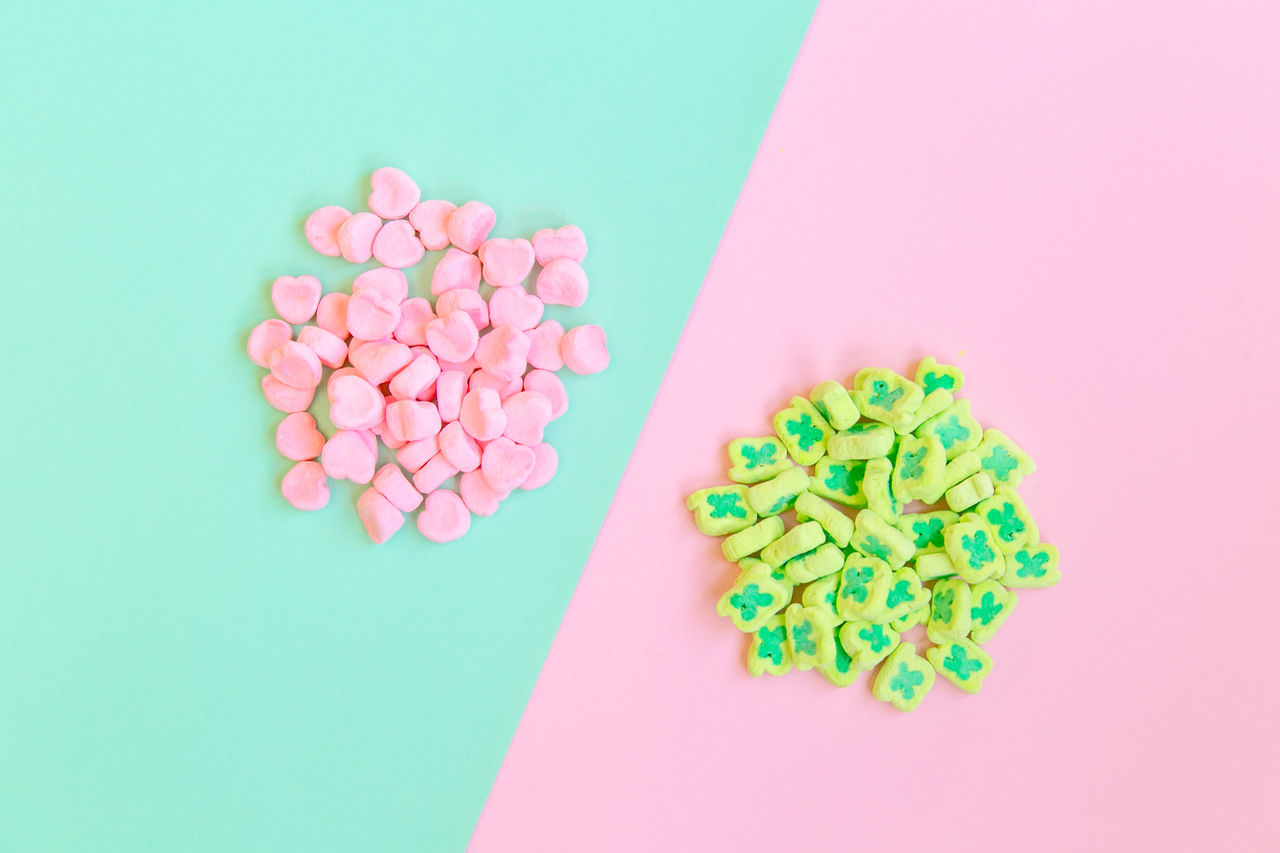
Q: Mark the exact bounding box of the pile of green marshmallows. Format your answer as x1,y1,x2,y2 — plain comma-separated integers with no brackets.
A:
687,358,1059,712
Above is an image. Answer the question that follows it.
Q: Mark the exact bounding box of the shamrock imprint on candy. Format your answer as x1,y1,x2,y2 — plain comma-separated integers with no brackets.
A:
689,359,1058,710
248,166,610,543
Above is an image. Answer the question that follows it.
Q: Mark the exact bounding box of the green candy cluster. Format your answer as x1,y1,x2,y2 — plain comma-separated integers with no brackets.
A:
690,358,1059,712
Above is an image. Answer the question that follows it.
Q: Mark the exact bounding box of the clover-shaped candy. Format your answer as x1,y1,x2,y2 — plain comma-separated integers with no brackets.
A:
716,562,792,632
852,508,916,569
872,642,936,711
726,436,794,484
748,614,793,677
772,396,834,466
917,399,983,461
819,626,861,687
896,510,959,556
745,466,810,517
809,380,861,431
892,434,946,502
891,601,930,632
882,567,930,623
927,638,993,694
943,518,1006,584
686,485,757,536
1001,543,1060,589
838,619,899,670
785,604,838,671
967,579,1017,644
975,486,1039,555
836,553,894,623
851,368,924,430
808,456,869,508
914,356,965,397
926,577,973,644
974,428,1036,489
800,571,843,624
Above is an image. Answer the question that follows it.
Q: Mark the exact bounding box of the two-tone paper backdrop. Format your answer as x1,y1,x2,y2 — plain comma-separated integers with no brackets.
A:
3,1,1278,851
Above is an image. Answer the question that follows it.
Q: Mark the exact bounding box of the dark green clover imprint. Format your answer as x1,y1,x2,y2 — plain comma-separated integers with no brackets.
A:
757,625,786,664
842,564,874,602
961,530,995,568
911,518,945,549
792,620,817,656
767,494,793,514
971,591,1003,625
859,623,891,653
741,443,777,469
943,645,983,681
861,536,890,561
986,503,1024,541
933,588,954,623
730,583,774,622
707,492,747,519
785,413,823,450
885,580,912,609
1015,549,1049,578
899,448,926,481
824,464,859,496
833,636,853,673
890,662,924,699
867,380,903,410
933,416,970,449
982,445,1019,481
921,370,956,395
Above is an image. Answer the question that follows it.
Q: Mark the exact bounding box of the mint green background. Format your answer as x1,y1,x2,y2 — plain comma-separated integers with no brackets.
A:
0,2,814,850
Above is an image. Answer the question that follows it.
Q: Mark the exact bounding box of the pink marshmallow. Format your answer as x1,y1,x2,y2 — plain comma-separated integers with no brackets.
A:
519,442,559,490
438,421,481,472
447,201,496,253
417,490,471,542
268,340,323,389
409,200,457,251
384,399,442,443
349,339,412,386
352,266,409,303
276,412,326,461
435,289,490,330
373,463,423,512
396,436,439,473
479,238,535,287
526,320,565,371
459,387,508,441
304,205,351,257
535,258,589,307
435,370,468,421
389,353,441,400
474,325,530,381
282,461,330,510
356,488,404,544
322,429,377,484
522,370,568,419
326,365,360,394
561,324,610,374
367,166,421,220
346,288,402,341
426,311,479,363
327,374,384,430
459,469,506,517
436,355,480,375
412,453,459,493
262,375,314,413
487,285,544,331
430,247,481,296
469,369,523,400
316,292,350,339
531,224,588,266
502,390,553,446
247,318,292,367
480,437,536,494
393,297,435,346
372,219,425,269
297,325,348,369
336,211,382,263
271,274,322,324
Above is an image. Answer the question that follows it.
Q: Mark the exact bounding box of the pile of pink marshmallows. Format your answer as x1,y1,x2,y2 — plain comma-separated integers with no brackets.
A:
246,167,609,543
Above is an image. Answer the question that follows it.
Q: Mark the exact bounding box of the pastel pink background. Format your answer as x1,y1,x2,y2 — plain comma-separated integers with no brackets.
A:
471,1,1280,850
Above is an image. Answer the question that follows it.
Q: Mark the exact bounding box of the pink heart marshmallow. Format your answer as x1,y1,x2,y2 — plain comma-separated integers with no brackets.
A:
430,247,482,296
487,285,544,331
321,429,378,483
327,374,384,431
480,437,536,494
447,201,496,253
372,219,425,269
304,206,350,257
409,200,457,251
367,166,421,219
479,238,535,287
535,258,588,307
337,211,382,263
271,274,322,324
531,224,588,265
426,311,479,363
282,461,330,510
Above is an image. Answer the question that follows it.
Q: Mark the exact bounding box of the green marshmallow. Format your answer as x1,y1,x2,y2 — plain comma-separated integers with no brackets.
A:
851,508,915,568
745,465,809,516
914,356,965,396
861,457,901,522
686,484,757,536
836,553,893,622
773,396,834,466
827,422,896,460
809,380,860,431
926,577,972,643
1002,543,1060,588
927,638,992,694
883,567,930,623
785,603,838,671
895,388,954,437
794,491,854,548
943,517,1006,584
917,399,982,461
892,433,946,501
891,602,930,632
968,580,1017,644
974,428,1036,489
852,368,925,429
975,486,1038,555
783,542,844,584
808,457,868,508
747,614,792,677
740,556,795,600
915,551,958,580
801,570,843,625
761,520,825,568
716,561,792,633
721,516,786,563
872,642,936,711
897,510,959,555
727,435,794,484
920,450,981,504
838,619,899,670
819,625,861,687
945,471,995,512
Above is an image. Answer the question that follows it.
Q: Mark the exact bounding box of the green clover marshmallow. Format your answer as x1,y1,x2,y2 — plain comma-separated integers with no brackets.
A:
686,484,757,536
872,642,936,711
927,638,992,694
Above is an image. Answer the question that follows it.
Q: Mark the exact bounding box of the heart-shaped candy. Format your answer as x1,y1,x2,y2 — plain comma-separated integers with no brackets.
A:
480,437,536,494
271,274,322,324
247,318,292,367
372,219,425,269
479,238,535,287
393,297,435,346
388,353,441,400
281,461,330,510
459,387,508,441
531,224,588,265
535,258,588,307
367,166,421,219
304,206,351,257
352,266,409,302
356,487,405,543
438,421,481,472
276,412,326,461
430,248,482,295
321,429,377,483
561,324,610,375
262,375,315,413
384,399,442,444
526,320,565,371
425,311,479,363
327,374,384,430
408,200,457,251
487,285,544,331
502,390,553,445
268,340,323,388
346,288,401,341
417,490,471,542
349,339,412,386
459,469,506,517
336,212,382,263
447,201,496,253
435,288,489,330
519,443,559,491
316,292,350,339
475,324,531,381
297,325,348,369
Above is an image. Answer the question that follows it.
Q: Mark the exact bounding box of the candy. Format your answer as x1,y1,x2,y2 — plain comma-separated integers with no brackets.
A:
336,211,381,263
247,318,292,367
315,292,350,339
975,428,1036,489
717,561,790,633
304,205,351,257
297,325,348,369
383,399,441,444
408,200,456,251
926,577,972,644
727,436,793,484
396,436,438,474
276,412,326,461
809,380,860,431
794,492,854,548
481,437,536,493
502,390,553,445
773,397,833,466
345,288,401,341
1002,543,1060,588
944,471,995,512
536,258,589,307
897,510,959,556
871,642,935,711
975,486,1038,554
687,485,757,536
349,339,412,386
268,341,323,389
417,490,471,542
470,369,522,399
447,201,496,253
459,468,506,516
721,516,786,563
891,603,930,632
914,356,964,396
434,371,467,422
747,614,792,677
519,443,559,490
808,457,867,507
371,219,425,268
852,369,924,429
800,571,842,623
388,353,441,400
782,542,843,584
560,324,609,375
861,457,901,522
261,375,314,413
531,224,587,265
927,639,992,694
475,325,531,380
838,620,899,670
487,285,544,330
281,461,330,511
943,517,1006,584
439,421,481,472
915,551,957,581
430,247,482,296
271,274,322,324
435,289,489,331
526,321,565,371
827,423,895,461
352,265,409,303
367,167,420,219
479,238,536,288
412,454,459,494
460,387,508,441
922,450,981,504
918,399,982,460
760,520,824,568
321,429,377,484
882,567,929,623
522,370,568,419
785,603,836,671
819,630,860,687
895,388,954,437
836,553,893,622
744,466,809,516
968,580,1017,644
328,374,384,430
356,487,405,544
891,434,945,502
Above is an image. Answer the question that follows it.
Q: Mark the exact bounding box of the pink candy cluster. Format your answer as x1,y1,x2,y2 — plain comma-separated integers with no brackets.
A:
246,167,609,544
